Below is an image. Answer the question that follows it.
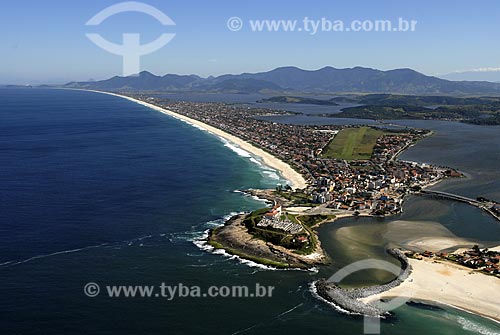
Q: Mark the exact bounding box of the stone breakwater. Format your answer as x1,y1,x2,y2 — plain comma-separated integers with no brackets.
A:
314,249,412,317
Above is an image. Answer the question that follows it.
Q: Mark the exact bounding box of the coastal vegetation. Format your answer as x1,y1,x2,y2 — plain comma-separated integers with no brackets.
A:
207,213,329,268
240,207,337,256
207,239,291,268
273,189,320,207
326,94,500,125
295,214,336,227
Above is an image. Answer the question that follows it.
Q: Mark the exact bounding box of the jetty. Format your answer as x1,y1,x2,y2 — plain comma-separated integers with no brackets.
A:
314,249,411,317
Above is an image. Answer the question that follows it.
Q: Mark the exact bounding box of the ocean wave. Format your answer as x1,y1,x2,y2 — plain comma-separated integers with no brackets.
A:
209,245,282,271
250,157,262,166
453,315,500,335
262,170,281,180
308,281,362,317
276,303,304,318
251,194,269,203
0,243,109,268
221,139,252,158
189,214,281,271
171,231,207,244
0,233,167,268
233,189,270,204
169,115,208,132
214,136,289,187
171,212,241,245
189,123,208,131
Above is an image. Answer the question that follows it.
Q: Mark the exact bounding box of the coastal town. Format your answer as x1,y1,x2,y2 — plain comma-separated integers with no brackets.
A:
128,93,458,218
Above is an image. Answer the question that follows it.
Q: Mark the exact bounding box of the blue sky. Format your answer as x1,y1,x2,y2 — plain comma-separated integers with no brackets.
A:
2,0,500,84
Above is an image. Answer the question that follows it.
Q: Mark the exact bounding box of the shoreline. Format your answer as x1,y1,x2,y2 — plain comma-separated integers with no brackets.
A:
360,256,500,322
82,89,308,190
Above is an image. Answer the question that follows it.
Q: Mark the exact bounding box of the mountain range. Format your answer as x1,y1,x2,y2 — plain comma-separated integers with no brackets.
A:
64,66,500,95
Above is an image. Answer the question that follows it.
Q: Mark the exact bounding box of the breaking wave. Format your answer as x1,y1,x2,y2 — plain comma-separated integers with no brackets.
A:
453,315,500,335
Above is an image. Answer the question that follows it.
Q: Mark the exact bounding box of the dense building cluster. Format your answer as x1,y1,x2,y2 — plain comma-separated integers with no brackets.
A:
413,247,500,276
448,247,500,275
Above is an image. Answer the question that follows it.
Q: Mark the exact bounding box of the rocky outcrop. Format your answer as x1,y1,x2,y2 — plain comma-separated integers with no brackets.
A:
208,214,328,268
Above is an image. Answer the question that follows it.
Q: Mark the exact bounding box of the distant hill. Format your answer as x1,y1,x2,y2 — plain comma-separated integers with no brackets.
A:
65,71,203,91
64,66,500,95
258,96,338,105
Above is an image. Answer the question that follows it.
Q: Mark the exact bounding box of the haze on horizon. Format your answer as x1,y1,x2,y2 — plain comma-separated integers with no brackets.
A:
2,0,500,84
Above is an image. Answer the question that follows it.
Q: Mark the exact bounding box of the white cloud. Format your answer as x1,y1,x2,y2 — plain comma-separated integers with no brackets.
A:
451,67,500,73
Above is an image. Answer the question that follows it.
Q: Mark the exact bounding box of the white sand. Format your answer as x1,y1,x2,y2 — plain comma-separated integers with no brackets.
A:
384,220,477,252
361,257,500,322
406,236,475,252
85,90,307,189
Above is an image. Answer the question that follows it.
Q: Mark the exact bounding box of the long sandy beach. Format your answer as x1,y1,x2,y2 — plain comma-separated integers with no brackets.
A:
361,257,500,322
86,90,307,189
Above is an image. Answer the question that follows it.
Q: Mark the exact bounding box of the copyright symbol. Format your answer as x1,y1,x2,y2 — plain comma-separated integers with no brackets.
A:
227,17,243,31
84,282,100,297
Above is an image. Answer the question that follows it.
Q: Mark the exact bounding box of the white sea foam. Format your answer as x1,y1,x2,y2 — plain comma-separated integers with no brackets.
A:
208,244,280,271
307,266,320,273
221,139,252,158
189,123,208,131
454,315,500,335
189,213,282,271
0,243,109,267
276,303,304,318
216,136,288,185
308,281,361,316
262,170,281,180
232,189,269,204
249,157,262,166
250,194,270,204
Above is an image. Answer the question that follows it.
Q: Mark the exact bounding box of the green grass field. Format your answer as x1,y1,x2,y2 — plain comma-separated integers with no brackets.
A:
322,127,383,160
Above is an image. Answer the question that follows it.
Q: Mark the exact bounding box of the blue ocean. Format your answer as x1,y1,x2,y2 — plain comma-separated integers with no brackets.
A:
1,88,498,335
